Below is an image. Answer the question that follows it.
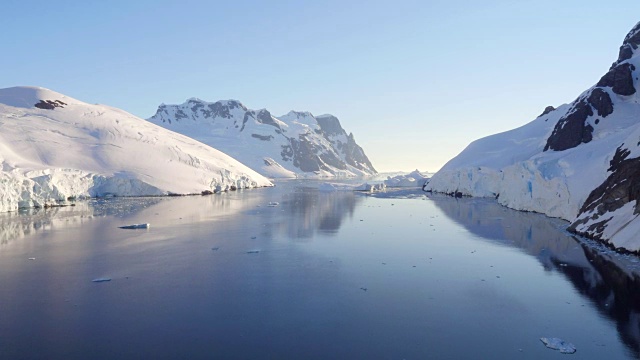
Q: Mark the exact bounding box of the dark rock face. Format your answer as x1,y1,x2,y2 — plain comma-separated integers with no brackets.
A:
283,136,347,173
544,22,638,153
316,115,345,136
34,99,66,110
588,88,614,117
148,100,377,176
538,106,556,118
208,101,241,119
316,115,376,174
597,63,636,96
288,138,321,172
256,109,280,128
342,133,376,172
251,134,273,141
544,98,594,151
544,87,616,152
616,45,635,65
612,22,640,68
569,146,640,244
174,109,188,120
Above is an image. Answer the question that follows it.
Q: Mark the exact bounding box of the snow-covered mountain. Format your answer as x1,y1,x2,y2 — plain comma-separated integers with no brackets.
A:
0,86,272,212
426,21,640,252
147,99,376,178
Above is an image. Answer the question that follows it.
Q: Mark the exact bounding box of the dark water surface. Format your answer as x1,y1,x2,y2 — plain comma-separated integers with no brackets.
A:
1,180,640,359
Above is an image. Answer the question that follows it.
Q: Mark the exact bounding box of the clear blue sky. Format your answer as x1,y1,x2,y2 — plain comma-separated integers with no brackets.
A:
3,1,639,172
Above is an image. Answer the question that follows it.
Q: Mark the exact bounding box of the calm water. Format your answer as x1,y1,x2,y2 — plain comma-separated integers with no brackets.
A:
1,180,639,359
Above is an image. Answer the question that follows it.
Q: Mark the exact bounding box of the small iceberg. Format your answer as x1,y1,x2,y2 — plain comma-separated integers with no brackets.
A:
119,223,150,229
92,277,112,283
267,202,279,207
383,169,431,188
354,182,386,192
540,337,576,354
28,257,36,260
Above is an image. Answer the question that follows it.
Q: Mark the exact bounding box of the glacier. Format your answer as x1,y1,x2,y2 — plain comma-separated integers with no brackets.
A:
426,21,640,252
0,86,272,213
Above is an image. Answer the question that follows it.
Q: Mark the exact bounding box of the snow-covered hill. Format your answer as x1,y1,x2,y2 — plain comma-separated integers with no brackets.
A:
0,86,272,212
426,21,640,252
147,99,376,178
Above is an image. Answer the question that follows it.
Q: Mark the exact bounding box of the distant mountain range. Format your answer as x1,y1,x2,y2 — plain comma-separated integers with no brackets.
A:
147,99,376,178
426,21,640,252
0,86,272,212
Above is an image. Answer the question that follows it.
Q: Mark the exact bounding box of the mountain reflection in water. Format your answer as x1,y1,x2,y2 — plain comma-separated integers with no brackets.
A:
0,183,361,246
429,194,640,358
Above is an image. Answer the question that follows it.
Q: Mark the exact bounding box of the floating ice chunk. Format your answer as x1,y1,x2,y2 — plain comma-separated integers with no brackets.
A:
540,337,576,354
354,182,386,192
92,277,112,283
28,257,36,260
267,202,279,207
383,170,431,188
119,223,150,229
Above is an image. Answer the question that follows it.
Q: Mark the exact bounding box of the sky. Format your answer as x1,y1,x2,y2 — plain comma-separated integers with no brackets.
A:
2,1,639,172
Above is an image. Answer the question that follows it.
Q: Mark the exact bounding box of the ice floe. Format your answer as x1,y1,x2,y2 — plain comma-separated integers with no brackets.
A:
119,223,150,229
540,337,576,354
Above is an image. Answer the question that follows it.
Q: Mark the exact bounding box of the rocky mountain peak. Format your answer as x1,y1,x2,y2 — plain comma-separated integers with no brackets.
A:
147,98,377,178
286,110,314,119
612,21,640,68
544,21,639,152
316,114,345,136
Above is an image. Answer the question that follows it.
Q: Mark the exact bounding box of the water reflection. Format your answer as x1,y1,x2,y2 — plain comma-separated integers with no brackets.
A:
0,182,362,247
267,186,360,240
0,205,93,247
0,198,165,248
430,194,640,358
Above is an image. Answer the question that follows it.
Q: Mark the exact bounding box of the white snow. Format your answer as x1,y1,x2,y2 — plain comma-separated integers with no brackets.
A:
147,99,376,179
426,23,640,252
0,86,272,213
426,99,638,248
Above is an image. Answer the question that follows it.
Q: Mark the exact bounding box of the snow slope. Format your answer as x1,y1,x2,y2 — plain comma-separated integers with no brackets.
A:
0,86,272,212
426,21,640,252
147,100,376,178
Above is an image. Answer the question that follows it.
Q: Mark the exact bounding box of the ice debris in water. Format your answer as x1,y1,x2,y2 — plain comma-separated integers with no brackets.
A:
267,202,279,207
28,257,36,260
540,337,576,354
92,278,112,283
353,182,386,192
119,223,150,229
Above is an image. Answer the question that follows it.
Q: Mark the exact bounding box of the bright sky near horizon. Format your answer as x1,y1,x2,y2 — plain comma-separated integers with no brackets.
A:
2,1,639,172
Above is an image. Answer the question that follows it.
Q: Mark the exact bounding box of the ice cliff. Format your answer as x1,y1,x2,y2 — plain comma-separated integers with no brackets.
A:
0,86,272,212
426,21,640,252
